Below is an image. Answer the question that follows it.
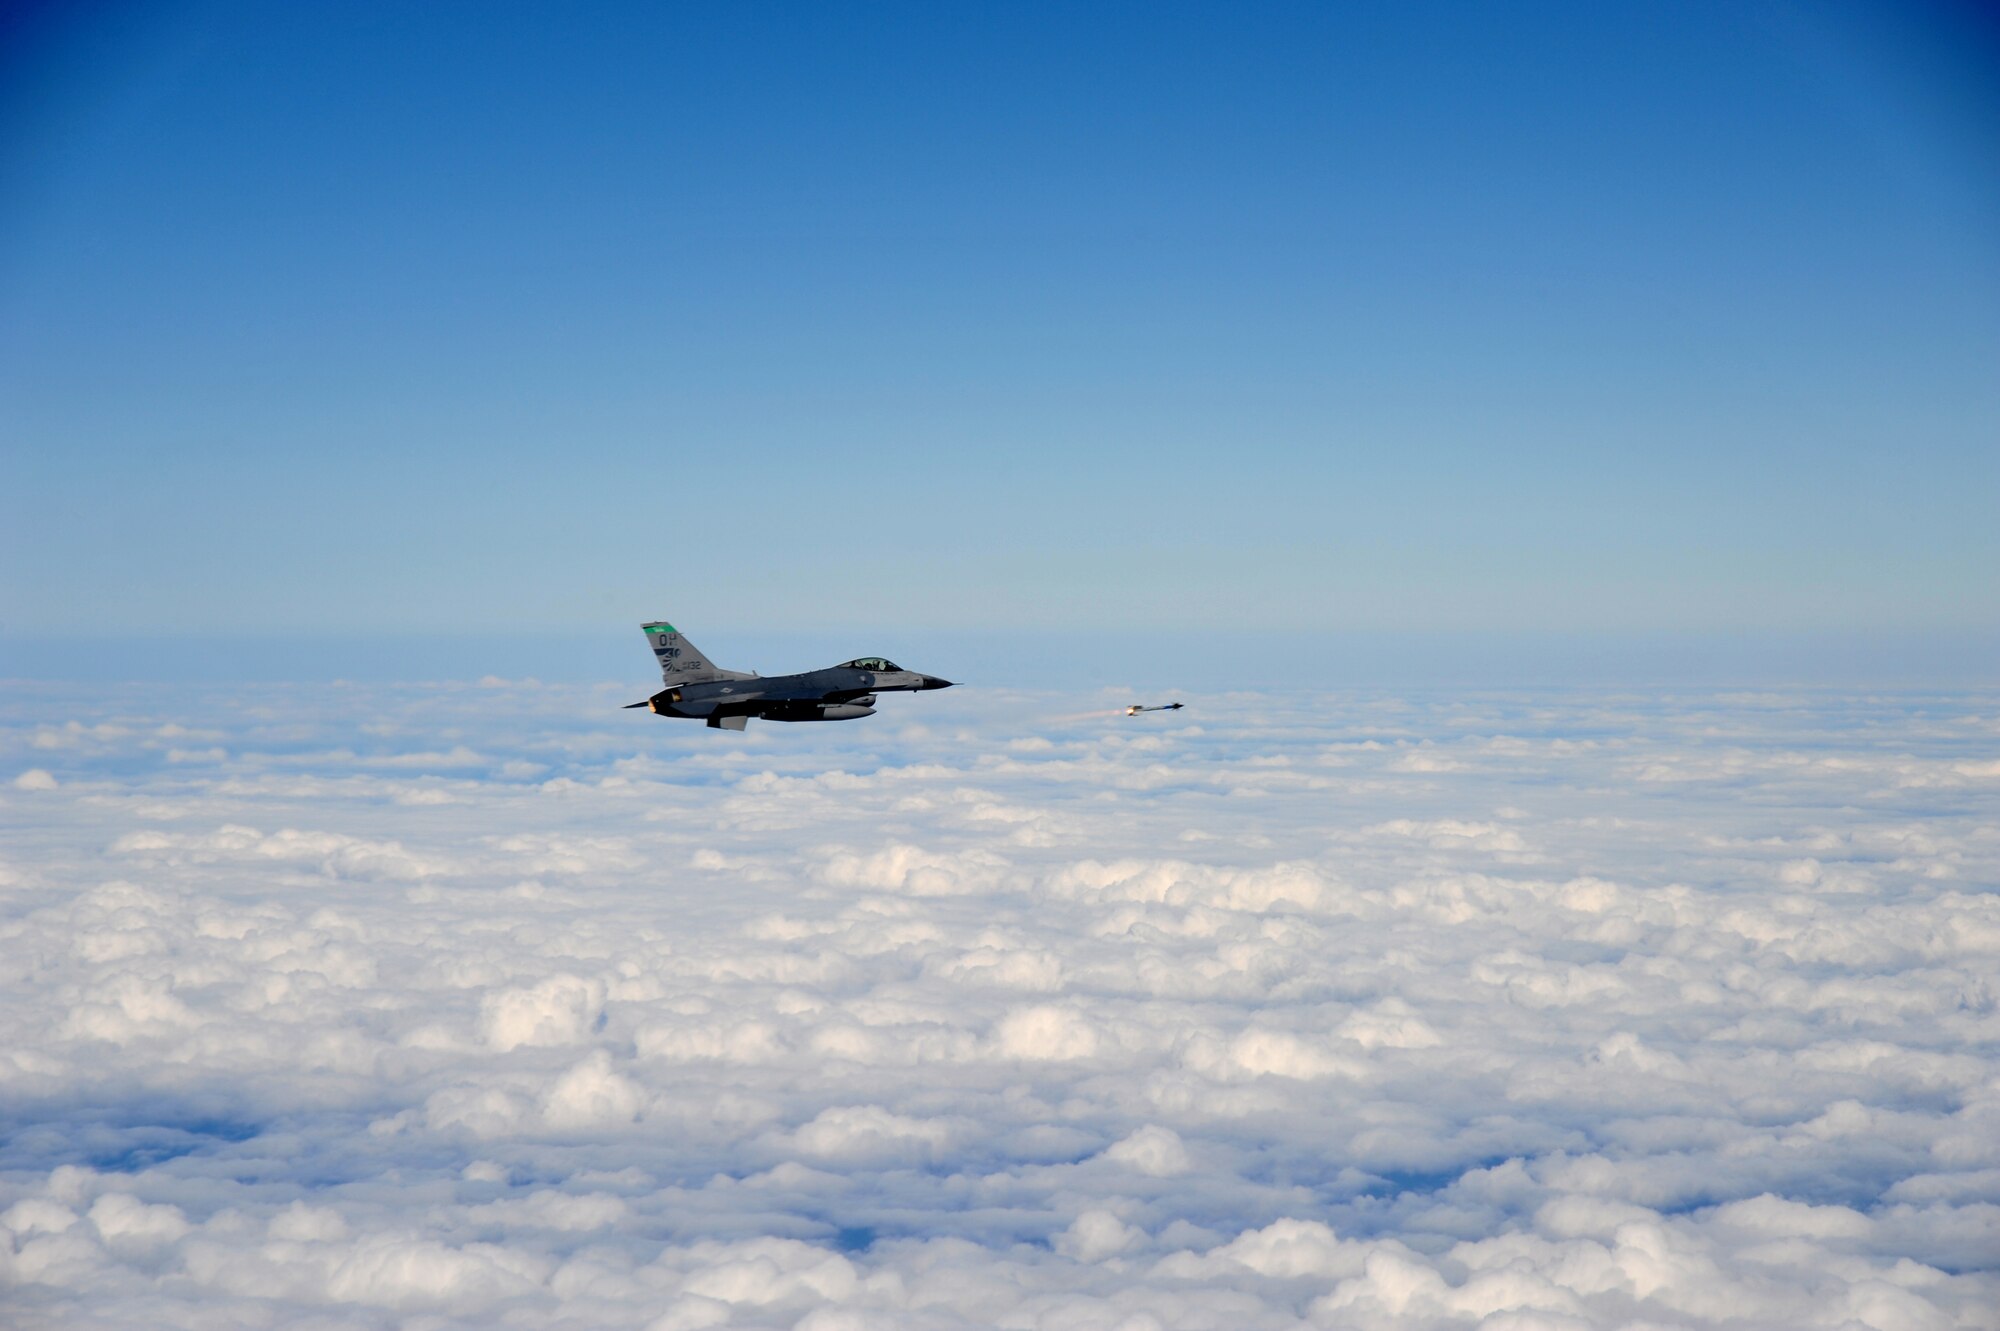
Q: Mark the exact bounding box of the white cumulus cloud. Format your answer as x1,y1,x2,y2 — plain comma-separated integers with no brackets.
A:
0,681,1993,1328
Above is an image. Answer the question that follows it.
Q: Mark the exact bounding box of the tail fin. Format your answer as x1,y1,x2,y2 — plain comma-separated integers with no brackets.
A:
642,621,752,684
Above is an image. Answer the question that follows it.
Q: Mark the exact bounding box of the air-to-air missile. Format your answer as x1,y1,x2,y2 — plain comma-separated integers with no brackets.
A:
1125,703,1184,716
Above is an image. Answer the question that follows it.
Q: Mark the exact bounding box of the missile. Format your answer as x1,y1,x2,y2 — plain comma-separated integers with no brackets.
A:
1125,702,1184,715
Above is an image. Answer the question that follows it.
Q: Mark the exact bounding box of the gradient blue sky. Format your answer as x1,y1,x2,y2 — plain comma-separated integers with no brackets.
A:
4,1,1996,648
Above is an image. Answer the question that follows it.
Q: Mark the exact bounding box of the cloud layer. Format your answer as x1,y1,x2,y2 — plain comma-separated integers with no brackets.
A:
3,681,1997,1328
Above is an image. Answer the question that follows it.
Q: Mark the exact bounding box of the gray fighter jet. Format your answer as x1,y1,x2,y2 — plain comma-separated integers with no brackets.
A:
623,621,954,730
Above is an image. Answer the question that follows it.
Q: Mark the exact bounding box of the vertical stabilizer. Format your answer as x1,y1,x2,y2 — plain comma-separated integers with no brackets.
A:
642,622,752,684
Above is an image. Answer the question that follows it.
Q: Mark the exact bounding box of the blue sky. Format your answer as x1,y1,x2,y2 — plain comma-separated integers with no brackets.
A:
4,1,1996,650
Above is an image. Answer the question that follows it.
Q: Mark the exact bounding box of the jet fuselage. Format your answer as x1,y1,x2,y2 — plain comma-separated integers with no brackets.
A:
644,662,952,725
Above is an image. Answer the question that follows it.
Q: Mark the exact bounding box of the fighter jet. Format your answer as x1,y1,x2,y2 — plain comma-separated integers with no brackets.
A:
623,621,954,730
1126,702,1184,715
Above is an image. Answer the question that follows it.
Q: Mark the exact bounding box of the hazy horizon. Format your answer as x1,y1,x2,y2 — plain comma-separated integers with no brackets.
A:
7,624,2000,692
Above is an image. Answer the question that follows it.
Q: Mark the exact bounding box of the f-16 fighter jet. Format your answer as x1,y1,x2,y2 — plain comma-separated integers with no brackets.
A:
1126,702,1184,715
624,621,954,730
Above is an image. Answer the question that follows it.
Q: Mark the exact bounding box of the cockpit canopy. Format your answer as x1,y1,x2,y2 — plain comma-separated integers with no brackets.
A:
841,657,901,672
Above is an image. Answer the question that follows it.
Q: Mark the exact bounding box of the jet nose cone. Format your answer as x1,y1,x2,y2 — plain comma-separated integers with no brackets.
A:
918,675,955,690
